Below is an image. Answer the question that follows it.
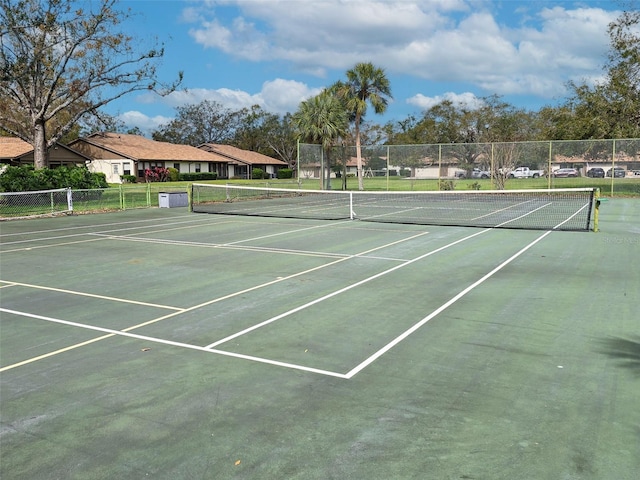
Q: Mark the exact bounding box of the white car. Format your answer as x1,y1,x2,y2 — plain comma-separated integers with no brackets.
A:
471,169,490,179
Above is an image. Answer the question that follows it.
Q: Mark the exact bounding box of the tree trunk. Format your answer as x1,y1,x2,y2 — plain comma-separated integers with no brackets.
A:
355,118,363,191
33,120,47,169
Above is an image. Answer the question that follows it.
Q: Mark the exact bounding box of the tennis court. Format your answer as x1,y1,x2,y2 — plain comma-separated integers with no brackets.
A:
1,196,638,479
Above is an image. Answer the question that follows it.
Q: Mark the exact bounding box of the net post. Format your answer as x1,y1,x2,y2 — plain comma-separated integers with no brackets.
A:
349,192,354,219
188,183,193,212
66,187,73,212
593,188,600,232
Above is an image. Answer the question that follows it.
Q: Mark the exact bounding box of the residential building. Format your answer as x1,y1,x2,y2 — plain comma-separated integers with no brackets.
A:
198,143,288,179
68,133,228,183
0,137,90,167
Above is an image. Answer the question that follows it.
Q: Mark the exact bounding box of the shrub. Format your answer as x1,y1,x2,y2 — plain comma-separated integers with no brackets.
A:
178,172,217,181
0,165,107,192
120,174,137,183
144,167,170,182
252,168,264,179
277,168,293,179
167,167,180,182
439,180,455,190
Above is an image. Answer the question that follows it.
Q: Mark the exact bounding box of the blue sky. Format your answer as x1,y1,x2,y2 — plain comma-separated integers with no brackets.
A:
106,0,624,133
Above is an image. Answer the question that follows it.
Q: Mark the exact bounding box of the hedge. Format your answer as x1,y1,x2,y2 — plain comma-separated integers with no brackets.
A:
178,172,217,181
0,165,108,192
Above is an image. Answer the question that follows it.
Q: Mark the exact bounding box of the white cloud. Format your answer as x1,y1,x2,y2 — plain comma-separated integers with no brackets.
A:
128,79,322,131
407,92,485,111
114,0,621,132
117,111,173,133
184,1,618,100
260,79,323,113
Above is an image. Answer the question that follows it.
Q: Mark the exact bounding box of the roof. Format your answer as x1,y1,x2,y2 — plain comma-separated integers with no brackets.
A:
0,137,33,159
71,133,224,162
0,136,92,162
199,143,288,166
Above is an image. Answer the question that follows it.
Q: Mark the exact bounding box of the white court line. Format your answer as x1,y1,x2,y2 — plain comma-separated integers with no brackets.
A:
100,235,405,261
0,280,184,311
204,228,490,349
1,228,557,378
1,236,109,253
0,219,217,245
344,229,553,378
554,202,592,229
98,235,352,259
0,308,348,378
0,218,226,253
0,214,205,238
470,199,541,221
0,230,431,372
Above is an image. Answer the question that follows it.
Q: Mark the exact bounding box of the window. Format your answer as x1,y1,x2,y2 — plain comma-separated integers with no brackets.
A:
113,164,119,175
174,163,180,170
195,163,201,173
123,163,131,175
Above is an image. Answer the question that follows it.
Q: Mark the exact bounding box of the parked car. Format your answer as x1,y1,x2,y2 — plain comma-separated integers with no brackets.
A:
587,167,605,178
606,167,626,178
509,166,545,178
471,168,490,179
553,168,579,178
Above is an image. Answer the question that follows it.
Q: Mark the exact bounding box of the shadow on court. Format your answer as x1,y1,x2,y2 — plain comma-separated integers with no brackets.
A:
597,336,640,376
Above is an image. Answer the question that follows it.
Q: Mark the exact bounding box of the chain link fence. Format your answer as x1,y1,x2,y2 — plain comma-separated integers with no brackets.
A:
298,138,640,194
0,184,187,220
2,139,639,219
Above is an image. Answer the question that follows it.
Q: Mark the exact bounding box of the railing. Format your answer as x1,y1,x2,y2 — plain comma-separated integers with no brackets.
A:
298,138,640,195
0,184,178,219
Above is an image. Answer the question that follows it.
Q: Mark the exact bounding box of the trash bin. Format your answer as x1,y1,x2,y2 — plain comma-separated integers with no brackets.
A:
159,191,188,208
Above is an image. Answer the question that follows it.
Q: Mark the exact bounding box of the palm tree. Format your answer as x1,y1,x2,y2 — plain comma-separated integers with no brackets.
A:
336,62,392,190
293,91,349,189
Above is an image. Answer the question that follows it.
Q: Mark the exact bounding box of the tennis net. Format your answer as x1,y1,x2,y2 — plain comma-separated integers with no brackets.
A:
190,183,598,231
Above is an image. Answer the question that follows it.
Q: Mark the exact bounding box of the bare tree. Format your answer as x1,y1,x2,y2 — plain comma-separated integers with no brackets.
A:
0,0,181,168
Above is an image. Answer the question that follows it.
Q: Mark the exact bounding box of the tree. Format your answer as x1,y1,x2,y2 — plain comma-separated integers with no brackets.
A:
386,95,536,179
605,7,640,135
232,105,281,156
153,100,241,146
334,62,392,190
293,91,349,189
0,0,181,168
540,7,640,139
265,113,299,171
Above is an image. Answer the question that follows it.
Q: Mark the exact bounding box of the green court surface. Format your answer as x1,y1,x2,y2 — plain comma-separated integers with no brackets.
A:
1,200,638,480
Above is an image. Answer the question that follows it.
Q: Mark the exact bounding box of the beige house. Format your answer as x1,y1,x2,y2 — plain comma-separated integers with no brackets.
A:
68,133,230,183
0,137,90,167
198,143,288,179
